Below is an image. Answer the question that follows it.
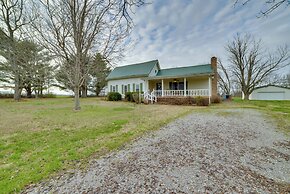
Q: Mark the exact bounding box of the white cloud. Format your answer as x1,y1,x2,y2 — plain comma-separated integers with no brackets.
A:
119,0,290,73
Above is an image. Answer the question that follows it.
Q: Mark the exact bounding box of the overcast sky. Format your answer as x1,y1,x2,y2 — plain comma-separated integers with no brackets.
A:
119,0,290,71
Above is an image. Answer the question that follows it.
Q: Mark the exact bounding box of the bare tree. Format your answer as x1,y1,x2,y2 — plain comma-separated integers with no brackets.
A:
217,59,232,95
32,0,145,110
234,0,290,17
226,34,290,100
262,72,290,87
0,0,30,100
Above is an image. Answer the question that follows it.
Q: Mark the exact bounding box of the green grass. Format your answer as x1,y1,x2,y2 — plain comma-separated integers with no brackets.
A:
0,98,194,193
1,97,289,193
217,97,290,135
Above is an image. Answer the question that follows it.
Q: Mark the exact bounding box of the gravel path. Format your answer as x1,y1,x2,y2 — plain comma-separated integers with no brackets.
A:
25,109,290,193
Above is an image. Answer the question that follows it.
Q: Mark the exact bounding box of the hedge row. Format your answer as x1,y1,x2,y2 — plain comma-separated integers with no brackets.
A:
125,92,143,103
107,92,122,101
157,96,210,106
211,95,221,103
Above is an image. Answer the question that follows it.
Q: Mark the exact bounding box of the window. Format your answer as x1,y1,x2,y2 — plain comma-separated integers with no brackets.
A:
112,86,116,92
140,83,143,92
169,81,185,90
136,84,140,92
124,85,128,93
127,84,130,92
179,82,184,90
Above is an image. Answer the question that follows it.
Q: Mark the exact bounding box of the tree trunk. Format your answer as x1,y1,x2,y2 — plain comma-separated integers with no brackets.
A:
14,75,21,101
243,92,250,100
96,85,101,96
40,85,43,96
12,47,21,101
10,39,21,101
34,88,39,98
26,85,32,98
75,54,81,110
81,85,87,98
74,86,81,110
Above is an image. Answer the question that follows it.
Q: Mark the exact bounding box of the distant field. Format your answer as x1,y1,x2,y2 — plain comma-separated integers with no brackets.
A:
0,98,194,193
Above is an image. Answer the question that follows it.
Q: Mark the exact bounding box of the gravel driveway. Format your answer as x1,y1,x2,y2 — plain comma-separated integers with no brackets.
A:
25,109,290,193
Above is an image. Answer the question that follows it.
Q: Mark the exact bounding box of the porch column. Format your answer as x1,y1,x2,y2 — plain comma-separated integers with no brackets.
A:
161,79,164,97
184,77,187,96
144,80,149,92
208,76,212,104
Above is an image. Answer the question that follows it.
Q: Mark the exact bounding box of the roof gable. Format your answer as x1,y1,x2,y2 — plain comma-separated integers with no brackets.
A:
106,60,159,80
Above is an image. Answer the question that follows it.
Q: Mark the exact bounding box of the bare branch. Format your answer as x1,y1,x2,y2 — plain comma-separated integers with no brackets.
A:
234,0,289,17
32,0,145,110
226,33,290,99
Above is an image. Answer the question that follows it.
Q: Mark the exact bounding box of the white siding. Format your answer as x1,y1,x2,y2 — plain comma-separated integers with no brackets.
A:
107,78,147,95
187,77,209,89
249,86,290,100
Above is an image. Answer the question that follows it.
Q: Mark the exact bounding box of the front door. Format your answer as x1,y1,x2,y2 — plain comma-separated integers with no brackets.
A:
156,82,162,90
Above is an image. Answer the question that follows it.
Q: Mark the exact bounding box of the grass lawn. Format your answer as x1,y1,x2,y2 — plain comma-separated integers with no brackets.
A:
0,97,195,193
215,98,290,135
0,97,289,193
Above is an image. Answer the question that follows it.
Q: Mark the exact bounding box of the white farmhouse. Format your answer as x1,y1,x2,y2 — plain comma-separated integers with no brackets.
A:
106,57,218,101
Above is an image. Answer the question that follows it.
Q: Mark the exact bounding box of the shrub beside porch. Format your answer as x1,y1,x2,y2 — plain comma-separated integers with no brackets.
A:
156,96,210,106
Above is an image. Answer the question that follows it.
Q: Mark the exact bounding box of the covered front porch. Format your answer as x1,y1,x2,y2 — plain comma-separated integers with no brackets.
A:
146,76,212,97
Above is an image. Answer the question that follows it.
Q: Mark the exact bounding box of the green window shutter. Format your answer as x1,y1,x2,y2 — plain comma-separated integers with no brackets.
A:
116,85,118,93
110,85,112,92
140,83,143,92
133,83,135,92
128,84,130,92
122,85,124,94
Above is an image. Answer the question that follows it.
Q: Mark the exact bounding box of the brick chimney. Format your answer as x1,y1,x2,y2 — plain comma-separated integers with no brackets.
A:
211,56,218,96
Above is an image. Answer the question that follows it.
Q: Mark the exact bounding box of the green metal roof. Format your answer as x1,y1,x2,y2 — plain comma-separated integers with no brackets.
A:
106,60,213,80
106,60,159,80
155,64,213,78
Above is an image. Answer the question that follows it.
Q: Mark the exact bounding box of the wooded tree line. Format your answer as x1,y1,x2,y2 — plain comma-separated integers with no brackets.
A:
0,0,145,110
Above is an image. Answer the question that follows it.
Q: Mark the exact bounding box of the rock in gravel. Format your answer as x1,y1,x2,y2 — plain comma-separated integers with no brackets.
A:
24,109,290,194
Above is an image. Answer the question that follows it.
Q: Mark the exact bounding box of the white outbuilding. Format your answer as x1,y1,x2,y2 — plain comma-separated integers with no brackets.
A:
249,85,290,100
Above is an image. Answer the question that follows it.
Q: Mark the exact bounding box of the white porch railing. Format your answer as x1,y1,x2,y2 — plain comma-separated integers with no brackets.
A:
153,89,209,97
187,89,209,96
144,91,157,103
